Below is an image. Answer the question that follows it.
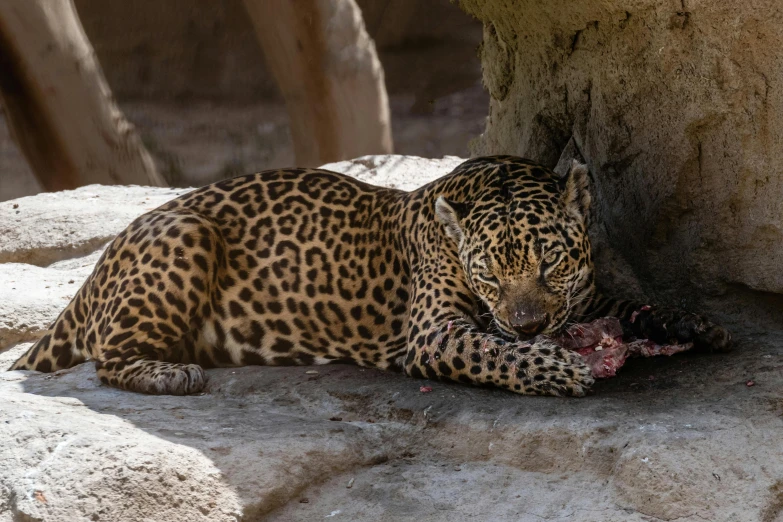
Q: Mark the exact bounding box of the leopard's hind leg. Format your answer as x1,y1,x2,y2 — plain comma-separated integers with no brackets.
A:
94,334,207,395
88,210,226,395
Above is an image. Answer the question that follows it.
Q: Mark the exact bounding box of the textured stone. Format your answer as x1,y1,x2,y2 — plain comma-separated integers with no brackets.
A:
460,0,783,313
0,185,191,266
321,154,464,191
3,337,782,521
0,251,102,348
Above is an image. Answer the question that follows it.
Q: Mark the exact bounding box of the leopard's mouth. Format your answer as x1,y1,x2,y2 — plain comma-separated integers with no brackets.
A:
494,320,552,342
494,313,569,342
494,324,519,341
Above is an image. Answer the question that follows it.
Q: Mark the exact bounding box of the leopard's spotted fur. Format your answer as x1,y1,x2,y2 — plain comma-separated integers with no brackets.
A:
11,156,731,395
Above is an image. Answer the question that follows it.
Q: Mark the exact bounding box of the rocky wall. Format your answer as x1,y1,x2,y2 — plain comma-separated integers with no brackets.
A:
459,0,783,317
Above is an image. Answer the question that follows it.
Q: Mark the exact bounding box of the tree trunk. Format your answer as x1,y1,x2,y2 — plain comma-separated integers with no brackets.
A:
243,0,393,166
0,0,164,192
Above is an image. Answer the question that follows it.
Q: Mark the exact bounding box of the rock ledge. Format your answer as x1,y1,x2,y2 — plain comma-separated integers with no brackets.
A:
1,155,781,521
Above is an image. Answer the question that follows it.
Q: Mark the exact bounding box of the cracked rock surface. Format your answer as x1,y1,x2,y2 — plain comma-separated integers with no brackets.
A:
1,155,782,521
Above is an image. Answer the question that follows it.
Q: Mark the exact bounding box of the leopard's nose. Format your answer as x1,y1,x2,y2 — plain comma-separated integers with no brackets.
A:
511,311,549,336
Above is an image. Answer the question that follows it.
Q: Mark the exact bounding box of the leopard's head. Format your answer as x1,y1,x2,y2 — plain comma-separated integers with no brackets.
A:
436,160,594,339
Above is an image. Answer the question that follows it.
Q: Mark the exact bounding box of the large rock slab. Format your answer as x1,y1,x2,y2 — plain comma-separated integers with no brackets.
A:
0,252,103,348
2,335,782,521
1,155,782,521
460,0,783,313
0,185,191,266
321,154,464,191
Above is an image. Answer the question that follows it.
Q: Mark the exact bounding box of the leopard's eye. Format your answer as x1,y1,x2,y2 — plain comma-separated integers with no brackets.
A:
542,250,562,266
473,258,499,286
476,272,499,287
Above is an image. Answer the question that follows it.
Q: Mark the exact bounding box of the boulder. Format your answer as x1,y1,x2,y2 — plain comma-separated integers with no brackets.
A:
1,155,782,521
0,185,191,267
320,153,464,191
459,0,783,315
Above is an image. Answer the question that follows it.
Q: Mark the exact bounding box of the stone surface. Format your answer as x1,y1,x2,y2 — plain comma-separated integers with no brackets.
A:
321,154,464,191
0,251,103,348
0,185,191,266
1,155,782,521
2,335,782,521
460,0,783,315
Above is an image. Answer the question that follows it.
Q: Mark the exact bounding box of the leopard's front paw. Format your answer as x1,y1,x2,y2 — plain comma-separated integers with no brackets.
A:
675,314,732,352
635,308,732,353
562,353,595,397
530,342,594,397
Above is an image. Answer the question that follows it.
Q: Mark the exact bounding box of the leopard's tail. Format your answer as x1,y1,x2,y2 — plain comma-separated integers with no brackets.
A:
10,281,90,373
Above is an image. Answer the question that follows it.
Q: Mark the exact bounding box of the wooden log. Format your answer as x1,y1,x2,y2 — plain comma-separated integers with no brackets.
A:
0,0,164,191
244,0,393,166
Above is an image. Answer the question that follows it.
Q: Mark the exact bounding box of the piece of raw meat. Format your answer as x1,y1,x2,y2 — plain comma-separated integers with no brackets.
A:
548,317,693,378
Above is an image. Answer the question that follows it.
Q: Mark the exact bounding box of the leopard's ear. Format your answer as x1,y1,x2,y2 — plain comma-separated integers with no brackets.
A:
560,160,592,223
435,197,470,245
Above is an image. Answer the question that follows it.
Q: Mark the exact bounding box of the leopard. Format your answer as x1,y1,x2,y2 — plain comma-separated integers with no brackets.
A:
10,156,731,396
